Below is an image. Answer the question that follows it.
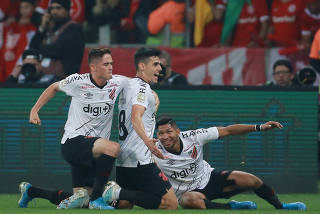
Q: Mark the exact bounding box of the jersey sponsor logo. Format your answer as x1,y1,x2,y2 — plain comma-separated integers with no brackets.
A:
107,83,119,88
247,5,254,14
272,15,296,23
170,163,197,179
84,92,93,99
166,159,175,165
83,103,112,116
66,74,89,84
181,129,208,138
81,84,95,89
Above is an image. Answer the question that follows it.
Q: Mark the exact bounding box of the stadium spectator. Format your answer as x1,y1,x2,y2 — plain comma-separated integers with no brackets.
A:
36,0,86,23
268,0,304,47
0,0,37,82
194,0,226,47
300,0,320,49
152,117,306,210
147,0,186,47
230,0,269,47
103,47,178,210
157,50,188,85
6,48,59,84
266,59,301,86
19,48,129,210
29,0,84,79
133,0,159,43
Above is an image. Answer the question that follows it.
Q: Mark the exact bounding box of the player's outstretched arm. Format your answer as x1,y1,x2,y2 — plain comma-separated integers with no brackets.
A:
218,121,283,138
29,82,60,126
131,104,164,159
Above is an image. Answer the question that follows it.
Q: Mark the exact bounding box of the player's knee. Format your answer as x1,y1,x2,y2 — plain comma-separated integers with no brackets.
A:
180,192,205,209
102,140,120,157
118,200,134,209
160,190,178,209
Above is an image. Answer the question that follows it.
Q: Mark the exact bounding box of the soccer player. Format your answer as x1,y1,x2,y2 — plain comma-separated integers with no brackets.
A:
18,48,128,209
153,117,306,210
103,47,178,209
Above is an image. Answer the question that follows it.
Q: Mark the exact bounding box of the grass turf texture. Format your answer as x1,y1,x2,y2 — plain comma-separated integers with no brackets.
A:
1,193,319,213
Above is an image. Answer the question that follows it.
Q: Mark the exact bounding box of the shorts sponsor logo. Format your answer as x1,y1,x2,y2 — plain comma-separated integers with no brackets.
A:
170,163,197,179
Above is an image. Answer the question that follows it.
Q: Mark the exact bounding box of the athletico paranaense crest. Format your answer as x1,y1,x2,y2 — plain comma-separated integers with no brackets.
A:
191,145,198,159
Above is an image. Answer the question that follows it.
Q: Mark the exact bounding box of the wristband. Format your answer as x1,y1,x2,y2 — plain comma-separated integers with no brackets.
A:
255,124,261,132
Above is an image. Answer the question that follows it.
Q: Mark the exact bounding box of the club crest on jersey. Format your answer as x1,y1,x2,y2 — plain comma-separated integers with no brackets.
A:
137,93,145,103
190,146,198,159
109,87,116,100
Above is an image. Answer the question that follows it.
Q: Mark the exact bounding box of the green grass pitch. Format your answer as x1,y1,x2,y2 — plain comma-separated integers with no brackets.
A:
1,193,319,214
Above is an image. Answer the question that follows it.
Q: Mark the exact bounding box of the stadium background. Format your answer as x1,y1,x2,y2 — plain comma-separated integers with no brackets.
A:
0,85,318,193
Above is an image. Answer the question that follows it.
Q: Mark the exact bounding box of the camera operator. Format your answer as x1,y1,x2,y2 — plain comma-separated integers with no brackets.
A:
6,48,59,84
156,50,188,86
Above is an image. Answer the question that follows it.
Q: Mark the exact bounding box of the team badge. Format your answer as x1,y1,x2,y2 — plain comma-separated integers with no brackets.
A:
137,93,145,103
109,87,116,100
191,146,198,159
288,4,296,13
247,5,254,14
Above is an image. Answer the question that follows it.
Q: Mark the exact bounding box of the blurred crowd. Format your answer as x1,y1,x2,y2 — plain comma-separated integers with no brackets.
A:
1,0,320,83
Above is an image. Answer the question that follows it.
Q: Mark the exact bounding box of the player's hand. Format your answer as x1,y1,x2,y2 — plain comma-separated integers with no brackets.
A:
29,111,41,126
144,138,165,159
261,121,283,131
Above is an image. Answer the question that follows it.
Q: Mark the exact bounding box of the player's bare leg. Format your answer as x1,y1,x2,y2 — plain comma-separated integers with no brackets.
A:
158,187,178,209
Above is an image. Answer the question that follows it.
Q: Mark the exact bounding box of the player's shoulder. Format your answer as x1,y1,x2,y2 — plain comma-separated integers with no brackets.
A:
60,73,90,86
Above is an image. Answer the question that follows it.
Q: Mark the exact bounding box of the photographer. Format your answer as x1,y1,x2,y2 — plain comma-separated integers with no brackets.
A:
6,48,59,84
157,50,188,86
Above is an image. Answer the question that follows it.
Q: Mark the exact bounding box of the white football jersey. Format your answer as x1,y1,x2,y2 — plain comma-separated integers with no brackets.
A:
155,127,219,199
116,78,157,167
59,73,129,144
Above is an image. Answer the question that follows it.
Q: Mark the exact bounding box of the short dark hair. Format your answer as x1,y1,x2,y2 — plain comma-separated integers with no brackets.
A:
22,48,42,62
273,59,293,73
88,48,111,64
134,47,161,70
156,117,177,129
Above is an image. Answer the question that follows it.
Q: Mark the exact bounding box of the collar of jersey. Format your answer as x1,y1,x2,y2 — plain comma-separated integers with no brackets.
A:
90,74,109,89
135,77,149,84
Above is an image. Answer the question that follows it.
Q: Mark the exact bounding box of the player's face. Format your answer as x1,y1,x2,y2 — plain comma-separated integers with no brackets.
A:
273,65,294,86
94,53,113,80
157,124,180,152
142,56,162,84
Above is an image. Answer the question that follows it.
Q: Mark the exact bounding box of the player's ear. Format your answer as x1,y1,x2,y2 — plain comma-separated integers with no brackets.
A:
176,128,180,135
138,62,145,71
89,63,96,72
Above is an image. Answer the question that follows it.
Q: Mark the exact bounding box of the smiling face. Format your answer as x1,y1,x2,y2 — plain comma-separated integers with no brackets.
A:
157,123,181,153
137,56,162,84
90,53,113,85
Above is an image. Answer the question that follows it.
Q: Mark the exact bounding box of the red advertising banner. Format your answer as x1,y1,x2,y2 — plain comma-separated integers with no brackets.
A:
80,47,266,85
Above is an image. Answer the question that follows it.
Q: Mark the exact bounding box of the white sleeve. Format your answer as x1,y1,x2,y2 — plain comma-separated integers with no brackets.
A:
196,127,219,145
131,82,148,109
58,74,79,97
